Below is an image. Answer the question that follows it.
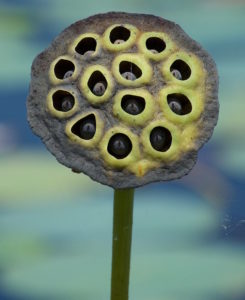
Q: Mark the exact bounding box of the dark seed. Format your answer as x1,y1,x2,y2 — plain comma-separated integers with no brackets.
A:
61,96,74,111
171,69,182,80
121,71,137,81
168,99,182,114
150,127,172,152
124,99,141,115
83,50,94,56
150,49,159,54
108,134,132,159
170,60,191,80
92,81,106,96
114,39,125,44
150,128,166,151
71,114,96,140
121,95,145,116
112,140,127,156
80,121,96,140
63,70,74,79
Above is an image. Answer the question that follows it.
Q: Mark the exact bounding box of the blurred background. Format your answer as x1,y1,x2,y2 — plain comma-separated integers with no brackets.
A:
0,0,245,299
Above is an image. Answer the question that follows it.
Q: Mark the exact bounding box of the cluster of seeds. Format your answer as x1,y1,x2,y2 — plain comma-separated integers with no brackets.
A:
28,13,218,188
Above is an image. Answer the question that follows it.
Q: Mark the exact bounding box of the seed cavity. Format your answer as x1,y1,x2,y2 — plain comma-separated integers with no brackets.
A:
52,90,75,112
75,37,97,55
150,127,172,152
88,71,108,96
110,26,131,44
146,37,166,53
170,60,191,80
119,61,142,81
121,95,145,115
54,59,75,80
71,114,96,140
108,133,132,159
167,93,192,115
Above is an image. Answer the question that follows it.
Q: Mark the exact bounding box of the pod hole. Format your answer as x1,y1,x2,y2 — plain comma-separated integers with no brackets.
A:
107,133,132,159
71,114,96,140
170,60,191,80
121,95,145,115
75,37,97,55
52,90,75,112
146,37,166,53
110,26,131,44
88,71,108,96
54,59,75,80
119,61,142,81
150,127,172,152
167,93,192,115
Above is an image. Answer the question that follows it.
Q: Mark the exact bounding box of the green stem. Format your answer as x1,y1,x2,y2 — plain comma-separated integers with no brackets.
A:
110,188,135,300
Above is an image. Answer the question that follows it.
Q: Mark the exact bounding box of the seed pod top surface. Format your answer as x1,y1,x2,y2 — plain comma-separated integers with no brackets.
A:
27,12,219,189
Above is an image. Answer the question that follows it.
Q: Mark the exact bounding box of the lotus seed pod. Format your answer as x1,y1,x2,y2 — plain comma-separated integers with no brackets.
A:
27,12,219,189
